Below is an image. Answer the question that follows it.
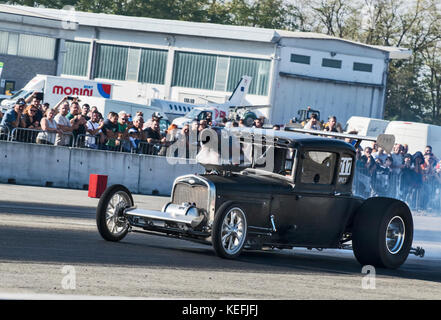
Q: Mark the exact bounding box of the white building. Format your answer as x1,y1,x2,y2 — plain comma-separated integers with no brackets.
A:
0,4,411,125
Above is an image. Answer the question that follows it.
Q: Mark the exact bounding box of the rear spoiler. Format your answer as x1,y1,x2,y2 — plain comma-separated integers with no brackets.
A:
284,127,395,153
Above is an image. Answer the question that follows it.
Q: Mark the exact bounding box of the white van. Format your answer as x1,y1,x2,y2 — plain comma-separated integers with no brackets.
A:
0,75,113,109
385,121,441,158
345,116,390,149
345,116,390,137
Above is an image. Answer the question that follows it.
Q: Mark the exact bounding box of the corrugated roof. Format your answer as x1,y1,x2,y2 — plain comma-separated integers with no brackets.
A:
0,4,411,58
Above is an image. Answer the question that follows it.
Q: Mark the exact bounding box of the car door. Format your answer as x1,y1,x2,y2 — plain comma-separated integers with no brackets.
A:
273,149,354,248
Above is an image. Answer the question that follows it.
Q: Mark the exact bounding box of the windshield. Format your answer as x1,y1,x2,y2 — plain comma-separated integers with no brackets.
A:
185,108,202,119
9,90,32,100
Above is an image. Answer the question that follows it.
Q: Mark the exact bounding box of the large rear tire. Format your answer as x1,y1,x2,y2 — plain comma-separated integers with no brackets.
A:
352,197,413,269
96,184,134,242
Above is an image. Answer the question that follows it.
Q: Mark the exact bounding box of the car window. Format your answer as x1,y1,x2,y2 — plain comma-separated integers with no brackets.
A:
300,151,337,185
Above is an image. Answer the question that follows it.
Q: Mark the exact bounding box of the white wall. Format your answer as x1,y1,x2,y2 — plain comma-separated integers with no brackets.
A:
0,141,205,195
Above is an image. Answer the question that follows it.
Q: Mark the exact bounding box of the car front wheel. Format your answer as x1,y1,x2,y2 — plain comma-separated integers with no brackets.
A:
96,184,133,242
212,205,248,259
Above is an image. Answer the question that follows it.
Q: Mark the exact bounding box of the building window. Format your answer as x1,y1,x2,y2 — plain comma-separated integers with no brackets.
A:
172,51,217,90
94,44,128,81
227,56,271,96
0,31,55,60
62,40,90,77
0,31,8,54
18,34,56,60
172,51,271,96
290,54,310,65
6,32,18,56
138,48,168,84
322,58,342,69
353,62,373,72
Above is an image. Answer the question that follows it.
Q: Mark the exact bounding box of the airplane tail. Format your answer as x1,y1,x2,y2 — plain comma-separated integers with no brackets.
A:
226,76,252,106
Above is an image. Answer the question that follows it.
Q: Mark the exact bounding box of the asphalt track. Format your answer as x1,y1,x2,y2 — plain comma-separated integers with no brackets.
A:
0,184,440,299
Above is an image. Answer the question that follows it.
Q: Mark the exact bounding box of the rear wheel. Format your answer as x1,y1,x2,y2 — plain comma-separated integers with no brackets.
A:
352,197,413,269
212,205,248,259
96,184,133,242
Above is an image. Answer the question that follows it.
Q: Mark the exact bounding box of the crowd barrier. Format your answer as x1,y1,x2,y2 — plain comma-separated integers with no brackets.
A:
353,165,441,211
0,139,204,195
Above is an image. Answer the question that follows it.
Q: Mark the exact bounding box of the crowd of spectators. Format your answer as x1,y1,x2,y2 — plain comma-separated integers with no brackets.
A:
0,93,274,156
302,113,441,211
4,95,441,211
0,93,175,154
355,143,441,211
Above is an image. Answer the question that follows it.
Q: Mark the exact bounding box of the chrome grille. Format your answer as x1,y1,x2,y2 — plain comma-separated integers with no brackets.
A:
172,183,208,211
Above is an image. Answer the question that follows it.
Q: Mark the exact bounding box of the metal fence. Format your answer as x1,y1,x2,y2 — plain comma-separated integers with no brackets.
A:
353,164,441,211
0,125,9,141
8,127,75,147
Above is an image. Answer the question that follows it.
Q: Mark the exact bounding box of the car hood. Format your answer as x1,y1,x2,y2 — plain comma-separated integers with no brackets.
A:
201,172,293,195
172,117,192,128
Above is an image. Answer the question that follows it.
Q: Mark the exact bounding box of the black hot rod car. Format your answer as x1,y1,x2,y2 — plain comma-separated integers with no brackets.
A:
96,127,423,269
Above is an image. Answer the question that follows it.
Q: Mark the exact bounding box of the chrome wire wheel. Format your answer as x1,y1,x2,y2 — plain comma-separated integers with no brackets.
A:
220,207,247,256
105,191,130,236
386,216,406,255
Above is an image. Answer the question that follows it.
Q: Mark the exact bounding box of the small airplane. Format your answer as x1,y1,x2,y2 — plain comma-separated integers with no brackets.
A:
149,76,263,127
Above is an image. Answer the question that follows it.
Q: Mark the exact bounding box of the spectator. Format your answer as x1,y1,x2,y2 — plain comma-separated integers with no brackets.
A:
144,118,166,144
344,130,358,146
117,111,131,152
42,102,50,115
81,104,91,121
421,154,437,209
412,151,425,209
424,145,433,157
54,102,73,146
1,98,26,132
400,144,409,156
360,147,376,176
400,154,417,202
129,116,147,152
424,145,438,163
190,119,199,132
20,105,41,143
126,113,133,127
85,110,105,149
372,146,388,163
66,101,87,144
390,143,404,175
36,108,62,145
303,113,321,130
198,119,208,132
21,105,41,130
372,157,393,196
323,116,339,133
238,119,246,127
102,112,119,151
25,92,43,123
253,118,263,129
